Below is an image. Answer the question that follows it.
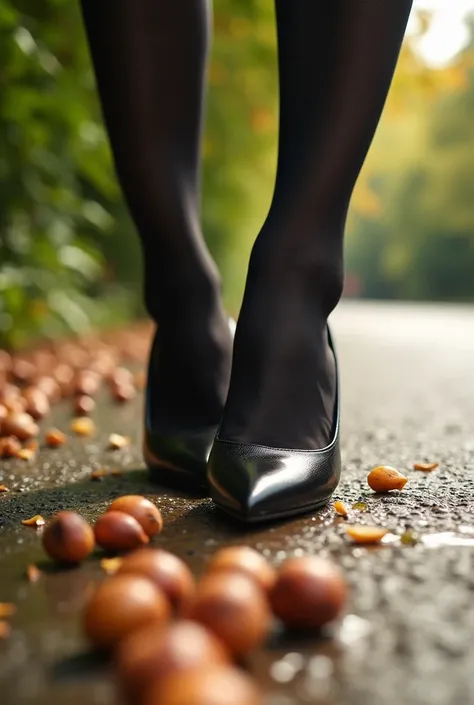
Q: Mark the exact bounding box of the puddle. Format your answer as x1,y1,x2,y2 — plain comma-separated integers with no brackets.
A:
421,527,474,548
380,526,474,549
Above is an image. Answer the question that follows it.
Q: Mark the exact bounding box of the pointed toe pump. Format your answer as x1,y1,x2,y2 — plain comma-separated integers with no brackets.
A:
145,318,236,491
207,328,341,522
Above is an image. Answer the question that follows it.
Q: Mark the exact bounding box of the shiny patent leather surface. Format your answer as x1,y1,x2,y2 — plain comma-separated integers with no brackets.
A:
145,318,236,490
207,328,341,522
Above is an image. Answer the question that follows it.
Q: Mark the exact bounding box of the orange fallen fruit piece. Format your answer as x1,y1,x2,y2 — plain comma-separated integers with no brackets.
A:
413,462,439,472
345,525,388,545
367,465,407,492
333,500,348,518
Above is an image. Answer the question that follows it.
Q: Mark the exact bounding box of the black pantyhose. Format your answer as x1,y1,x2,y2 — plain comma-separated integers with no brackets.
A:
220,0,413,448
80,0,232,431
81,0,413,446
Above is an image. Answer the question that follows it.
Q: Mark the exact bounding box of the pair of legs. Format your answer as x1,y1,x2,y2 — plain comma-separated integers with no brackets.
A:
81,0,412,452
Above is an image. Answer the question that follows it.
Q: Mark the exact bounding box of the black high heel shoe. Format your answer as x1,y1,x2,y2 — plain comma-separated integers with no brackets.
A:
144,319,236,491
207,327,341,522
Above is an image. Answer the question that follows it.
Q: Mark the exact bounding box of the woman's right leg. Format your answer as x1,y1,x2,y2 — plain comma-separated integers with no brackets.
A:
80,0,232,431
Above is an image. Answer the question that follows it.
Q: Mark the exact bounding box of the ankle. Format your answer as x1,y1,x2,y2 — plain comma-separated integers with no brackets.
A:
145,260,225,330
249,234,344,318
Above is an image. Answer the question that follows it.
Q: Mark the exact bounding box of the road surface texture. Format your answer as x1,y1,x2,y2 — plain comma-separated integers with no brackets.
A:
2,300,474,705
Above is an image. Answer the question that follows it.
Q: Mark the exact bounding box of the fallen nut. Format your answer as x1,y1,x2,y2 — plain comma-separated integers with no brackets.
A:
145,664,263,705
414,462,439,472
0,484,9,493
116,621,230,704
94,511,150,553
206,546,276,593
16,448,35,461
45,429,67,447
74,395,96,416
109,433,131,450
269,556,347,630
83,575,170,650
22,515,45,528
43,511,95,564
367,465,407,492
345,525,388,544
107,496,163,538
1,412,39,441
0,436,22,458
333,500,349,518
71,417,96,436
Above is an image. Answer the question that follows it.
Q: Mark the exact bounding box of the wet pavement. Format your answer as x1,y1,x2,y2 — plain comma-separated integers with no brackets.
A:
2,300,474,705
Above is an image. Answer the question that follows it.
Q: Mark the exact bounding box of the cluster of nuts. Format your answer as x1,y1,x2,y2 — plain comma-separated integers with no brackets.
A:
42,495,163,563
40,502,347,705
84,547,346,705
0,330,149,460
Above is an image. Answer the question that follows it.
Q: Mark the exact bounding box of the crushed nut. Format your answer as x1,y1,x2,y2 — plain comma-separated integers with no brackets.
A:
0,484,9,493
71,417,96,436
333,500,349,518
26,564,42,583
22,515,46,528
0,603,16,618
345,525,388,544
100,557,123,575
108,433,130,450
16,448,35,461
367,465,408,492
413,462,439,472
45,429,67,447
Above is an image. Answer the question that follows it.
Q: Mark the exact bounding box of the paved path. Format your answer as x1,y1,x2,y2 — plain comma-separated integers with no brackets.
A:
2,301,474,705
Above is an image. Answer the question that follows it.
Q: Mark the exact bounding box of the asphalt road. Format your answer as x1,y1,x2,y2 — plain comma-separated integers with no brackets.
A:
2,300,474,705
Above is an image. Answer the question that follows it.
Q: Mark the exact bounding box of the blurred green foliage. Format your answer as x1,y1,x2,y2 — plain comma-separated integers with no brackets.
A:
1,2,474,348
0,0,277,347
347,20,474,301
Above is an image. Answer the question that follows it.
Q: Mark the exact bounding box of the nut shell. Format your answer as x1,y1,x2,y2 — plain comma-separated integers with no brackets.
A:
83,575,170,649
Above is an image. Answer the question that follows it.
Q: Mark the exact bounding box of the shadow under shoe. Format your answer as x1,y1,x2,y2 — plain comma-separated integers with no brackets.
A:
207,327,341,522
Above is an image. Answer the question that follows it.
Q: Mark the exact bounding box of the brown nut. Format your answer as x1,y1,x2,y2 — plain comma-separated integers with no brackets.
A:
74,370,100,397
144,665,263,705
23,387,50,420
113,384,136,403
117,549,195,612
206,546,276,592
43,511,95,564
185,573,270,657
116,620,230,703
1,412,39,441
367,465,407,492
83,575,170,650
74,395,96,415
108,496,163,538
45,428,67,447
0,436,22,458
269,556,347,630
94,511,150,553
35,376,62,403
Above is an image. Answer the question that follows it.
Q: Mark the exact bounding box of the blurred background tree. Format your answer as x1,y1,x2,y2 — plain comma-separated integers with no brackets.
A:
1,1,474,348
